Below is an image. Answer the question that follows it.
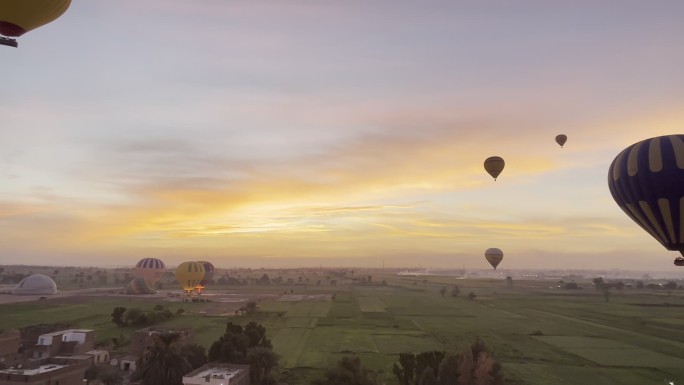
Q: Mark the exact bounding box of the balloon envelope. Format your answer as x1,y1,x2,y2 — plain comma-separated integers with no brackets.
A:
0,0,71,37
555,134,567,147
197,261,215,287
484,156,505,180
125,277,156,295
175,261,205,291
608,134,684,258
484,248,504,269
134,258,166,285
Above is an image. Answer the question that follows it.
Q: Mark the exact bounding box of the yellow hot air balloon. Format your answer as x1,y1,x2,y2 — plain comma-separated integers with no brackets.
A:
0,0,71,48
175,261,205,293
484,156,505,181
555,134,567,148
484,248,504,269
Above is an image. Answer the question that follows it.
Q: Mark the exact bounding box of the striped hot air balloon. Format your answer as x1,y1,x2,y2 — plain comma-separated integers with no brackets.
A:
608,134,684,265
134,258,166,285
175,261,205,292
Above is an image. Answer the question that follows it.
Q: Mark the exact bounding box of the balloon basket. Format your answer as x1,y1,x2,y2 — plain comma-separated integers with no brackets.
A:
0,37,18,48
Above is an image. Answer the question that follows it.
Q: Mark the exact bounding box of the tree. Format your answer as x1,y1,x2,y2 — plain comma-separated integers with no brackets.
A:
84,364,99,385
208,322,272,362
393,353,416,385
247,346,279,384
419,367,437,385
131,332,193,385
97,366,123,385
636,280,644,289
125,308,144,326
451,286,461,297
392,351,444,385
311,356,378,385
397,341,505,385
208,322,277,385
467,292,477,301
180,343,207,370
111,307,127,326
439,287,446,297
436,354,458,385
592,277,605,291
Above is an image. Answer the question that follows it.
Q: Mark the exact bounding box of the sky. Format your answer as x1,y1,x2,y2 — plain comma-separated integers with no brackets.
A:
1,1,683,270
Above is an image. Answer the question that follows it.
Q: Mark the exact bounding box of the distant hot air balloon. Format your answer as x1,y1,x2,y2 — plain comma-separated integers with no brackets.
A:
195,261,215,293
484,156,505,181
0,0,71,48
608,134,684,266
484,248,504,269
555,134,567,148
175,261,205,293
134,258,166,285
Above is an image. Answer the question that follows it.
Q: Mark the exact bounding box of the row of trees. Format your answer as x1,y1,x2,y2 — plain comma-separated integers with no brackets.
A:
311,341,505,385
111,305,178,327
438,286,477,301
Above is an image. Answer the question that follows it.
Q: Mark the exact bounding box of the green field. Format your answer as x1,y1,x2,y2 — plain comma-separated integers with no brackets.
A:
2,273,684,385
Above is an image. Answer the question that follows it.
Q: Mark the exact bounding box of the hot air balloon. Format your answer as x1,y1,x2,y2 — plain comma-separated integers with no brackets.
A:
194,261,215,293
0,0,71,48
608,134,684,266
484,248,504,269
484,156,505,181
175,261,205,293
134,258,166,286
555,134,567,148
124,277,156,295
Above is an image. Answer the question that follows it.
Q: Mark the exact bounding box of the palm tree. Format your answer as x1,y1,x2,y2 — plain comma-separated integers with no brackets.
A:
131,332,193,385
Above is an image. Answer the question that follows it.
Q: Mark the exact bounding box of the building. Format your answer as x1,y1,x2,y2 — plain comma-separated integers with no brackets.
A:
129,327,196,357
33,329,95,359
84,350,109,364
183,364,250,385
0,330,21,367
0,358,90,385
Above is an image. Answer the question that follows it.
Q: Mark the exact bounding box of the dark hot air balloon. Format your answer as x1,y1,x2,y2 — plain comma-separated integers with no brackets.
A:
608,134,684,265
555,134,567,148
194,261,215,293
484,156,505,181
484,248,504,269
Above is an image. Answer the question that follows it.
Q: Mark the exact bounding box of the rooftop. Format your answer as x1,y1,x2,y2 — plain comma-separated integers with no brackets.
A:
0,364,66,376
38,329,93,338
185,364,247,381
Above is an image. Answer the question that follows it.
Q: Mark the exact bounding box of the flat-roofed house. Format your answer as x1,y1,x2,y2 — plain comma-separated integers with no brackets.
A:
33,329,95,359
0,358,90,385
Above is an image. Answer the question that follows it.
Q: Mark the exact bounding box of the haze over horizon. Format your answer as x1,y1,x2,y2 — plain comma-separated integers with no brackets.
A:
2,1,683,270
